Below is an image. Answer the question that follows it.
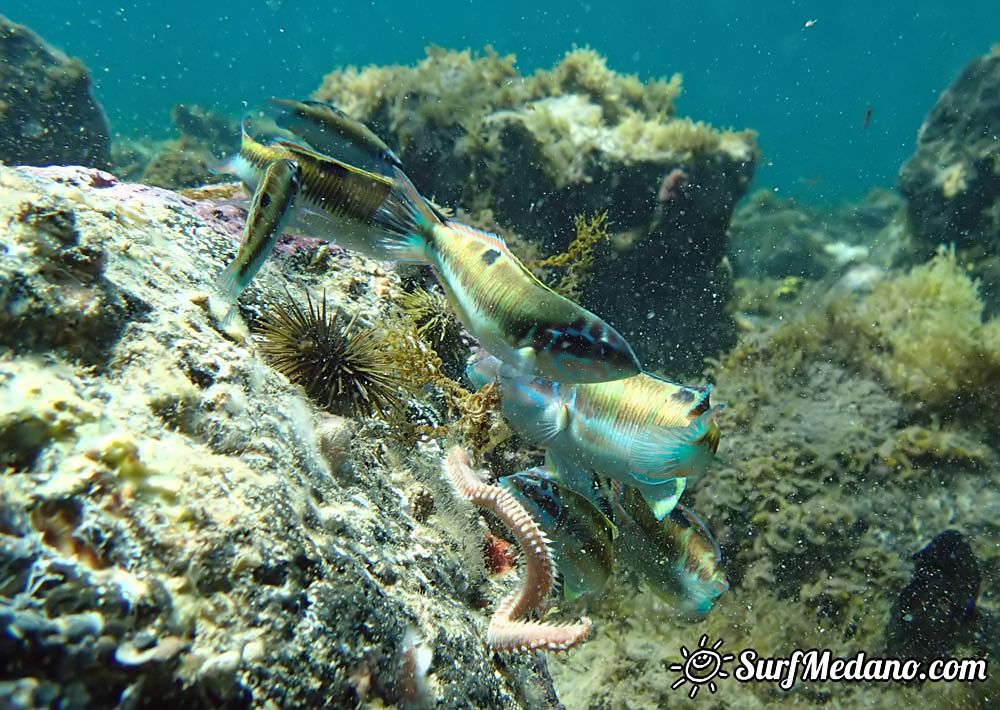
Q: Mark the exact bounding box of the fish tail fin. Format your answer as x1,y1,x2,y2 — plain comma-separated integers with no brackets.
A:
680,569,729,617
466,351,502,389
210,116,255,179
628,405,725,484
371,167,441,262
634,476,687,521
215,262,244,327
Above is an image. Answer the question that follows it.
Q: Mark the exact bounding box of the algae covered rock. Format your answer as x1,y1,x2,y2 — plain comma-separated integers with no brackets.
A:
0,165,552,708
898,46,1000,263
0,15,110,169
316,47,758,376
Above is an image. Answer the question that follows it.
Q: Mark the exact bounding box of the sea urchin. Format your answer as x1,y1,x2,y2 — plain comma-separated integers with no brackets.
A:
256,290,407,419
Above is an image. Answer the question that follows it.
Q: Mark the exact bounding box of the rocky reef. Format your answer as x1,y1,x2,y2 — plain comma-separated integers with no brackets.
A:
898,45,1000,312
316,47,758,376
548,250,1000,708
0,15,110,170
0,165,567,708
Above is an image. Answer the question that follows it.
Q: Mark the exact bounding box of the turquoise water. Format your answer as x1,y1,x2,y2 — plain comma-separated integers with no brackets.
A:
6,2,999,199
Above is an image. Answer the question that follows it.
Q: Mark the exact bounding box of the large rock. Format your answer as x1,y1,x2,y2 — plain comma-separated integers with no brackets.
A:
898,46,1000,260
0,15,110,169
0,165,555,708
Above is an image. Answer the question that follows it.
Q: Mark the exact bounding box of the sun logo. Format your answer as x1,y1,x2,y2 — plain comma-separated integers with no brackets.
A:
668,634,735,699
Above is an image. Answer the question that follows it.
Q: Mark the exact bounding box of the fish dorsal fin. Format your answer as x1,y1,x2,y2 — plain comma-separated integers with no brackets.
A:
273,140,393,185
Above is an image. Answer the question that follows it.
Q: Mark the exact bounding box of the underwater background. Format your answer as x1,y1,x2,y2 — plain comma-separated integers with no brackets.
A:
1,2,999,709
6,0,999,201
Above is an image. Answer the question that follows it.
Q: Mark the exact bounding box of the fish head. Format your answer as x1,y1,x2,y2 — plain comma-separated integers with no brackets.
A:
532,319,640,383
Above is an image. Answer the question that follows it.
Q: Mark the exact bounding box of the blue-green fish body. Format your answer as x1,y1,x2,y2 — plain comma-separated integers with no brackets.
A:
472,355,722,519
611,488,728,616
499,467,616,601
267,98,402,174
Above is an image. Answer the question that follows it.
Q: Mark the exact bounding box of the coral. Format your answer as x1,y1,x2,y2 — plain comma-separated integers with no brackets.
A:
443,447,591,653
528,211,610,300
0,14,110,168
0,164,556,707
728,187,905,283
254,290,409,419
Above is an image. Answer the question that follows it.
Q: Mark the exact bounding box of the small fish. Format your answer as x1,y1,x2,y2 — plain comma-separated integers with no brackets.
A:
214,118,398,307
267,98,402,174
612,488,728,616
472,354,722,518
216,158,301,323
863,105,873,129
373,169,642,383
804,18,818,28
500,466,616,601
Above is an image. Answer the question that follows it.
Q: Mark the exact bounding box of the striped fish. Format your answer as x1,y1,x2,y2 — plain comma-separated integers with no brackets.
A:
216,157,300,324
214,118,400,305
470,354,722,519
374,169,641,383
499,466,616,601
612,488,728,617
267,98,402,174
539,452,728,615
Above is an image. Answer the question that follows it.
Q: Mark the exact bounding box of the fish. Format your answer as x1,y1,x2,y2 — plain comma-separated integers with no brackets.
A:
215,117,401,302
267,98,402,174
372,168,642,383
470,354,722,518
611,487,728,616
216,157,301,323
863,105,873,129
499,466,616,601
218,111,641,383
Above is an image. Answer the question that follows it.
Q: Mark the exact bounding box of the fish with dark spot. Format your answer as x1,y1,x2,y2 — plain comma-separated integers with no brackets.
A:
468,354,722,519
215,157,300,324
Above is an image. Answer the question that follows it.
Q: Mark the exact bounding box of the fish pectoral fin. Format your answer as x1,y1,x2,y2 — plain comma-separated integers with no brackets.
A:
534,401,571,444
627,406,724,482
634,477,687,521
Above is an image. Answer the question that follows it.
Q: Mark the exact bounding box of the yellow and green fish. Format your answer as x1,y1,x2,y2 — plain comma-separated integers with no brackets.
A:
469,354,722,519
216,99,641,383
267,98,402,174
611,486,728,617
499,466,616,601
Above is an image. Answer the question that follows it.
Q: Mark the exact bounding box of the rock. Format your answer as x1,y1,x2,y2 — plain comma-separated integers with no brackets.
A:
885,530,981,663
0,15,110,169
0,164,539,708
898,47,1000,261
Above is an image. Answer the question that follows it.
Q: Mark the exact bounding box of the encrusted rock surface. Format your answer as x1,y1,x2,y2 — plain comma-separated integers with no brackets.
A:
0,15,110,170
898,46,1000,263
0,165,555,708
